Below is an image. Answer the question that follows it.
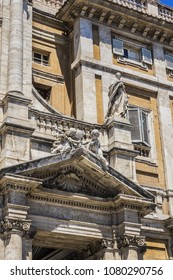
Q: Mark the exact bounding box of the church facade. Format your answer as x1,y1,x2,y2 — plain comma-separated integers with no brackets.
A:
0,0,173,260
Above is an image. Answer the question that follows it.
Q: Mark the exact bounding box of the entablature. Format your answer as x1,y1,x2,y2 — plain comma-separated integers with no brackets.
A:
56,0,173,46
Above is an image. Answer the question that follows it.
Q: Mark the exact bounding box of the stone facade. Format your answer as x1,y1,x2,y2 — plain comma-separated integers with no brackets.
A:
0,0,173,259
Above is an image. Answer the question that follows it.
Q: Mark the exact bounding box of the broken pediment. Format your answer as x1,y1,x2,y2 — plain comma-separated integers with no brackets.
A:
0,148,154,201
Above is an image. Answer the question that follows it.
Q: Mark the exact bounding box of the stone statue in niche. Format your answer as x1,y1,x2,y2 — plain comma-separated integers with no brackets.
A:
105,72,128,120
89,129,108,166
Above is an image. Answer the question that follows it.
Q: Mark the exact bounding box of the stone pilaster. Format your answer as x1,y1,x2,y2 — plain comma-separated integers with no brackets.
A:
157,90,173,215
72,18,97,123
0,219,31,260
73,65,97,123
7,0,23,94
152,43,167,80
99,25,112,65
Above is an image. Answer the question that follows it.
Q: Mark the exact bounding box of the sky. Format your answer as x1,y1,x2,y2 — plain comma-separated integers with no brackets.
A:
160,0,173,7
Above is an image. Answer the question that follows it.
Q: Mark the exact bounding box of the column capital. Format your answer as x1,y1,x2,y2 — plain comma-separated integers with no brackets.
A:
116,235,146,253
0,219,31,234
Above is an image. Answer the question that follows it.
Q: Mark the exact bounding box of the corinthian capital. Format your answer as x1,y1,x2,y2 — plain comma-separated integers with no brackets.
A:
117,235,146,252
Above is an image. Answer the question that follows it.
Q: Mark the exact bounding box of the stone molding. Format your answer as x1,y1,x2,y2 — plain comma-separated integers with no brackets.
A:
56,0,173,45
28,191,153,214
33,69,64,84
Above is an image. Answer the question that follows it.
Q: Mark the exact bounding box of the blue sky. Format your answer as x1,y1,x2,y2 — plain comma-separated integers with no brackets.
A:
160,0,173,7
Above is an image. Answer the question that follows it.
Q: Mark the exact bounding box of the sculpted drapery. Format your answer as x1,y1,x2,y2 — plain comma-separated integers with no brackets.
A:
106,72,128,119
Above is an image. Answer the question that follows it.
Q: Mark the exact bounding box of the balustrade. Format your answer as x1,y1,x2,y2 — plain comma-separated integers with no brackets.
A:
159,5,173,22
30,109,100,142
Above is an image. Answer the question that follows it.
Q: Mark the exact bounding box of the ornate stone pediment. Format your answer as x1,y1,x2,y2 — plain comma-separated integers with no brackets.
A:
1,148,154,201
43,169,119,198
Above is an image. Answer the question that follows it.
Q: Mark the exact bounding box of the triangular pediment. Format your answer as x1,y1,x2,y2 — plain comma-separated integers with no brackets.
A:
0,148,154,201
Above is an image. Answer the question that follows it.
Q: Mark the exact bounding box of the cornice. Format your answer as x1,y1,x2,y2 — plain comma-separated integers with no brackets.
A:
72,58,173,91
0,174,42,193
33,68,65,83
56,0,173,46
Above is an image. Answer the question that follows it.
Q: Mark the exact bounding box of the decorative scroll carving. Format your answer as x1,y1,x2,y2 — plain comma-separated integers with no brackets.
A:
105,72,128,120
0,219,31,233
78,240,107,259
117,235,146,252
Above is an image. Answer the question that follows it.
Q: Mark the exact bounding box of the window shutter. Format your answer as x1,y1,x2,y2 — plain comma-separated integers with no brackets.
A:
128,108,142,142
112,39,124,56
165,54,173,70
141,48,152,65
141,110,150,146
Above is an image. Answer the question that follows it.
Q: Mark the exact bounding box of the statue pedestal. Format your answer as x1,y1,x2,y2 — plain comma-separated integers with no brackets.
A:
106,116,138,181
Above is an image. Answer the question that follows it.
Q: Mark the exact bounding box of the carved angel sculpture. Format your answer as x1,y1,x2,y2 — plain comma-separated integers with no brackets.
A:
51,133,71,159
89,129,108,166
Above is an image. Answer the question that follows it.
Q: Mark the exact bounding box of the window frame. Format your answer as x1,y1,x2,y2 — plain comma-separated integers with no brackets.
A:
165,52,173,77
32,51,50,66
128,106,150,147
112,38,152,69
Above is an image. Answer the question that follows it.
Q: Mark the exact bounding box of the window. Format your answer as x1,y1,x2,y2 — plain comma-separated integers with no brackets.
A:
165,53,173,76
34,83,51,102
128,107,150,157
33,52,49,66
123,48,140,62
128,107,150,146
112,38,152,68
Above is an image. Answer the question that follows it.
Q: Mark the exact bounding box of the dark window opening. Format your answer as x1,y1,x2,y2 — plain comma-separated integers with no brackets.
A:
34,83,51,102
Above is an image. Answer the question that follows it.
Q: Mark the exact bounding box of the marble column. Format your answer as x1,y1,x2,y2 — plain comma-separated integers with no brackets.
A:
0,234,4,260
1,219,31,260
4,230,23,260
23,230,36,260
7,0,23,94
121,245,139,260
117,235,146,260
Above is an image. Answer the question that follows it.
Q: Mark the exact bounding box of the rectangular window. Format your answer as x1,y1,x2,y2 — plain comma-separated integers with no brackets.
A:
165,54,173,70
112,38,152,66
33,52,49,66
123,48,140,62
128,107,150,145
128,107,150,157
